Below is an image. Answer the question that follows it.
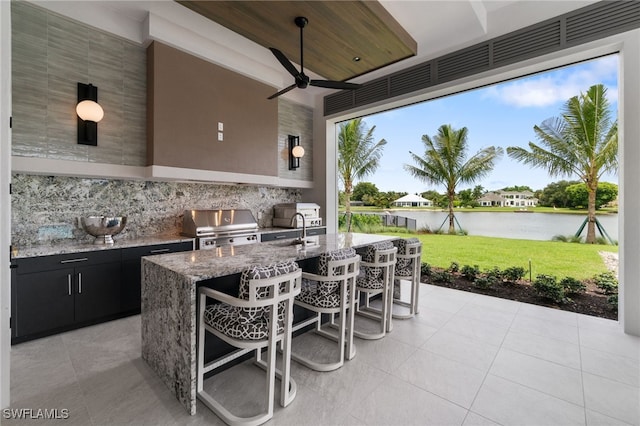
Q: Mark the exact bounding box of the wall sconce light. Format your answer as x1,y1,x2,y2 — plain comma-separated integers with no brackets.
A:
77,82,104,146
289,135,304,170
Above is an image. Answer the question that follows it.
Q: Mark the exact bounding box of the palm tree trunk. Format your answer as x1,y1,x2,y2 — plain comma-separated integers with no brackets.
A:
586,182,598,244
345,181,353,232
448,191,455,234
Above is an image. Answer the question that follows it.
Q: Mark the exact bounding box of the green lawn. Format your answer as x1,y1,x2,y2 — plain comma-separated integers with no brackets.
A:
380,232,618,280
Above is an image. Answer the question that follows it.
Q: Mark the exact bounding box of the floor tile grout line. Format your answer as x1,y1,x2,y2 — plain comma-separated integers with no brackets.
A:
464,300,520,422
498,345,583,373
60,332,96,426
463,409,508,426
577,323,589,426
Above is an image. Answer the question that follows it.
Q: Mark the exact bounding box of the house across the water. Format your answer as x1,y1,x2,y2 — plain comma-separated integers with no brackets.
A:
392,194,433,207
478,190,538,207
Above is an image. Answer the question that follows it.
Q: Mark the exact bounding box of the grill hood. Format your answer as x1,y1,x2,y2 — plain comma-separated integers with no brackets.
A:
181,209,258,237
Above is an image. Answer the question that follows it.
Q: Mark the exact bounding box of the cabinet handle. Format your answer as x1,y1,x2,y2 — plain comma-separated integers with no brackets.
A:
78,273,82,294
68,274,72,296
60,257,88,264
274,235,287,239
149,248,170,254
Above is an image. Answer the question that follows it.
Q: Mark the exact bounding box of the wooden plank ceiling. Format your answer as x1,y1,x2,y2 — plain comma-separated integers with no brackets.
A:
176,1,417,82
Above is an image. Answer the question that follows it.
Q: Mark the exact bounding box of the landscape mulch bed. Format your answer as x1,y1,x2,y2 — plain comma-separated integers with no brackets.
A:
422,268,617,320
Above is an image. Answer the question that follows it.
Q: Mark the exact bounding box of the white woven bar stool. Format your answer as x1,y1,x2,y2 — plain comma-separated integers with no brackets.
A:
292,248,360,371
353,240,397,339
392,238,422,319
197,261,301,426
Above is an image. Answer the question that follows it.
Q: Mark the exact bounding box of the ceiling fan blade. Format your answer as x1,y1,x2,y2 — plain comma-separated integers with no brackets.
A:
310,80,362,90
269,48,300,78
267,83,297,99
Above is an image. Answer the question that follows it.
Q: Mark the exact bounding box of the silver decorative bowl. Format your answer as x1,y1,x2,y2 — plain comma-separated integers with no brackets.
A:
80,216,127,244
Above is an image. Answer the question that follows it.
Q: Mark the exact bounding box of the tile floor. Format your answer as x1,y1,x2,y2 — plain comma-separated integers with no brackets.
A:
6,284,640,426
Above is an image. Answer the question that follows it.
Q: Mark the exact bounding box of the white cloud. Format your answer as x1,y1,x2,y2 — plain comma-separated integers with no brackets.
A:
482,55,618,107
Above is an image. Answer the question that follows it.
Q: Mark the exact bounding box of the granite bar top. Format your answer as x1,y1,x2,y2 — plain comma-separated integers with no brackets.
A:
140,232,395,415
144,232,393,282
12,234,195,259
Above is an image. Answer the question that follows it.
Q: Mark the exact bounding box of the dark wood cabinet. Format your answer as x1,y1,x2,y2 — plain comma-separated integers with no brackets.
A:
11,240,194,343
74,262,122,323
12,250,121,342
15,267,76,337
121,242,193,314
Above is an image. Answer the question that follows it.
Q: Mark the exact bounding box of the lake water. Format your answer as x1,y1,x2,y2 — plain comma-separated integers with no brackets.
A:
387,210,619,241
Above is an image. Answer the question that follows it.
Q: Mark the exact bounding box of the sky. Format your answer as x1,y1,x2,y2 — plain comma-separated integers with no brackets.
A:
348,54,619,195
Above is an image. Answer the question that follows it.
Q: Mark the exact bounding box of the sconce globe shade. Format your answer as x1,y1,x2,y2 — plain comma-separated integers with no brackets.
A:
291,145,305,158
76,100,104,122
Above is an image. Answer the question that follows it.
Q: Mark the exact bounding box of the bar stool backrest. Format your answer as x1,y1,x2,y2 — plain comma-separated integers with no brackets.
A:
238,260,300,326
361,240,396,278
316,248,358,296
394,238,422,277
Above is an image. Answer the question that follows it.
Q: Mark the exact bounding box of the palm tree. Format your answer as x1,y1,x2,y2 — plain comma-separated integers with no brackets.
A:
338,118,387,231
405,124,503,234
507,84,618,243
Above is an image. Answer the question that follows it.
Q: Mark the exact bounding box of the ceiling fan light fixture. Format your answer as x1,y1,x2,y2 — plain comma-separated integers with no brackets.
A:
267,16,362,99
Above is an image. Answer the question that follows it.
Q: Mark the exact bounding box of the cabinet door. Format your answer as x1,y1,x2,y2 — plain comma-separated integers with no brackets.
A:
74,262,122,323
121,242,194,313
14,268,75,337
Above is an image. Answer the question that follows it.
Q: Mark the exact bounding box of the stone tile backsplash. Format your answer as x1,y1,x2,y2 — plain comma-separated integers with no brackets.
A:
11,174,300,246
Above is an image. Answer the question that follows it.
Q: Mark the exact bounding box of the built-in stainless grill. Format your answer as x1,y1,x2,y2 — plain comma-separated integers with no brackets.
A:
181,209,259,250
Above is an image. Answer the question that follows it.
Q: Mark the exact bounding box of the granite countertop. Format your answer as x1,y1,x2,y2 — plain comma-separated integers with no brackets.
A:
12,234,195,259
143,232,395,282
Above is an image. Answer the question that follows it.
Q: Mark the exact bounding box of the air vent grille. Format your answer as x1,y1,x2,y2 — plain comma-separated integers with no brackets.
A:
567,1,640,43
324,91,354,116
390,63,431,97
355,79,388,106
437,44,489,82
494,21,561,65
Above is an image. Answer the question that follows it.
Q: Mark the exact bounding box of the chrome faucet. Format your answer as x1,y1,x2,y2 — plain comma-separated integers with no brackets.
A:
291,212,307,242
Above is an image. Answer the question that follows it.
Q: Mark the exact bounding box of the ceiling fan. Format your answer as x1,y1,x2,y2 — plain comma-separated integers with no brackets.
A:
268,16,362,99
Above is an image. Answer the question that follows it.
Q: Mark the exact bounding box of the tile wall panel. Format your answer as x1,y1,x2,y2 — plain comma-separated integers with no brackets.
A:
278,98,313,181
11,1,48,157
11,174,301,246
11,0,147,166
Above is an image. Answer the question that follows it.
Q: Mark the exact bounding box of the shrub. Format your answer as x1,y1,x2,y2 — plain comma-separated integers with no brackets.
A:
485,266,503,281
502,266,526,283
448,262,460,273
595,236,617,246
552,235,583,243
607,294,618,310
533,274,566,303
431,270,453,283
417,226,432,234
593,272,618,295
473,276,496,289
420,262,432,276
560,277,586,294
461,264,480,281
